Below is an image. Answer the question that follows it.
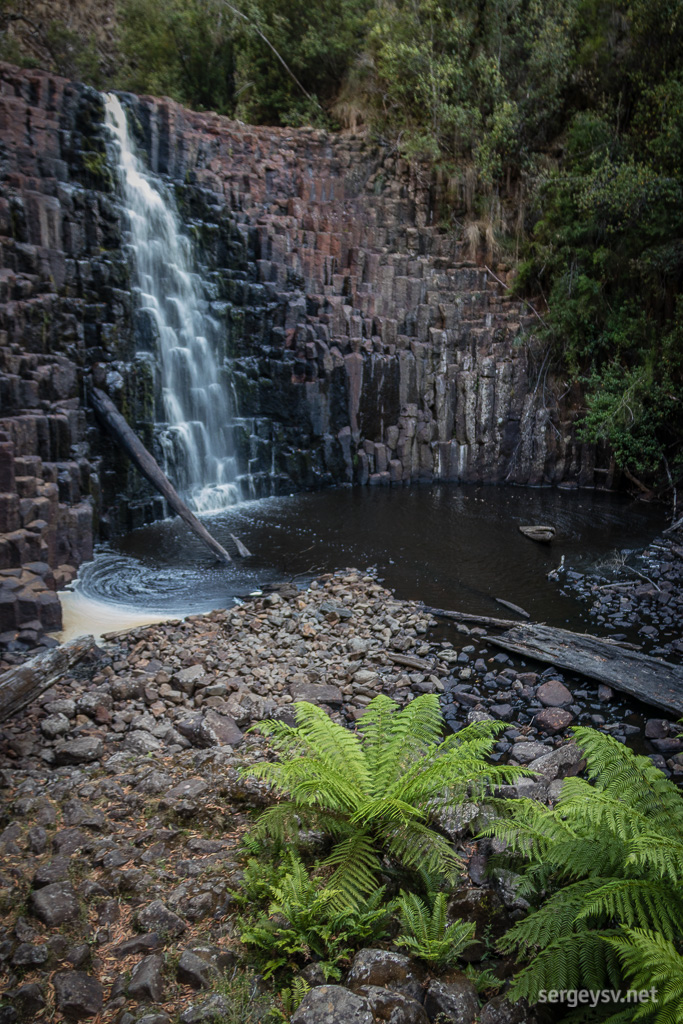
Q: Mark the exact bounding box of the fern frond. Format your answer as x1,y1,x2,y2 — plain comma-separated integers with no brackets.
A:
508,930,623,1002
577,879,683,941
323,830,383,907
607,928,683,1024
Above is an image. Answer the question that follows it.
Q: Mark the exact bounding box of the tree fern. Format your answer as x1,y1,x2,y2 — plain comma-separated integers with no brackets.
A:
486,728,683,1017
245,695,523,905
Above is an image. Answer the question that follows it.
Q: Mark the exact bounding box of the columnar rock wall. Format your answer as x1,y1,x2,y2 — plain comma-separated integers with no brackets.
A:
0,64,616,642
127,95,613,494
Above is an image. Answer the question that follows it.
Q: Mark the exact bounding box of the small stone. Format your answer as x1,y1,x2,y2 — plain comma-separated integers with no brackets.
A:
536,679,572,706
33,857,70,888
30,882,80,926
54,737,103,765
12,943,48,967
288,681,343,705
177,950,216,989
509,740,548,763
53,971,103,1020
113,933,161,957
128,954,165,1002
180,995,229,1024
137,900,186,939
40,713,71,738
535,707,574,734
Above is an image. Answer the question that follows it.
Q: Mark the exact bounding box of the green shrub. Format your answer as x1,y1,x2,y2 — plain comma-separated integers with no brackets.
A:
238,851,391,980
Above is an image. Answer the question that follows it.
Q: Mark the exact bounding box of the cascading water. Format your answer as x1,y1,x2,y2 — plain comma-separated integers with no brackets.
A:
104,94,240,513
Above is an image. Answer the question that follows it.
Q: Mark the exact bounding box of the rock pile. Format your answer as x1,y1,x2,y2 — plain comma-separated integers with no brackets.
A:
0,567,680,1021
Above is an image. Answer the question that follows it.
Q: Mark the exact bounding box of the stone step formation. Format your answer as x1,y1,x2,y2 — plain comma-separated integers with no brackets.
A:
0,63,617,647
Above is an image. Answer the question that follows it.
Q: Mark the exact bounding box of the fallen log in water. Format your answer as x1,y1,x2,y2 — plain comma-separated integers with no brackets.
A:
488,623,683,716
0,635,96,721
424,606,522,629
495,598,530,619
91,387,232,566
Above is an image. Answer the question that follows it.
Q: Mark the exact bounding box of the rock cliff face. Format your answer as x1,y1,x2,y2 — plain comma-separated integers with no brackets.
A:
0,63,615,640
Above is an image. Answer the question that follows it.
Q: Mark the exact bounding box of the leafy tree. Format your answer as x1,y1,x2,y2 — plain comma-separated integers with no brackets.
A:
244,694,521,906
486,727,683,1021
117,0,238,113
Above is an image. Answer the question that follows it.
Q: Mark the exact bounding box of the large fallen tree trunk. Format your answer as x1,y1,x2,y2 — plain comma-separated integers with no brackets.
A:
0,635,96,721
91,387,232,565
488,623,683,716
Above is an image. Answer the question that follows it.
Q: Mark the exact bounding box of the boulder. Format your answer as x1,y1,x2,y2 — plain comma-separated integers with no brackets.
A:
356,985,429,1023
52,971,103,1020
54,737,103,765
128,954,165,1002
291,986,373,1024
423,976,479,1024
30,882,80,926
346,949,427,1002
137,900,186,939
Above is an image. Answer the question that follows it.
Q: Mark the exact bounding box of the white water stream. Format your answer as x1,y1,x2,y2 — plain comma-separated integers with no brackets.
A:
105,94,240,512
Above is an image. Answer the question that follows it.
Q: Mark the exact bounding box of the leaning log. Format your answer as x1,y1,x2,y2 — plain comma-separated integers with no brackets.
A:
0,634,96,721
91,387,232,565
488,623,683,716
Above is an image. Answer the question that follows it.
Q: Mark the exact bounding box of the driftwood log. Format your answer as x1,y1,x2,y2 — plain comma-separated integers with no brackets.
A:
488,623,683,716
91,387,232,565
0,634,96,721
424,606,522,629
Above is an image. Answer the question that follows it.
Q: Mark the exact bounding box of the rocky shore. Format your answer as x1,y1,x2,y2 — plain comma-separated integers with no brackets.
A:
0,564,681,1023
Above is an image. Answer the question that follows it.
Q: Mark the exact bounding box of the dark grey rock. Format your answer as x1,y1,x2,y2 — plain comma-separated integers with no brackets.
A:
33,856,70,888
12,942,48,967
526,742,583,781
113,933,161,958
479,995,537,1024
423,976,479,1024
291,986,373,1024
176,950,216,989
13,982,45,1016
356,985,429,1023
128,954,165,1002
54,738,103,765
30,882,79,926
346,949,427,1002
53,971,103,1019
179,995,229,1024
137,900,186,939
288,681,343,704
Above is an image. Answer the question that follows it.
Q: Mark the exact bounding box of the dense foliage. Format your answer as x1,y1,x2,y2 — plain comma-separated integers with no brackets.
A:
3,0,683,494
486,727,683,1023
234,696,513,993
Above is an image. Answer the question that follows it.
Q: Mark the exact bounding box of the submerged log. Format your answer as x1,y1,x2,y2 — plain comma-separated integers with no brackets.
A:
91,387,232,566
519,525,556,543
495,598,530,619
488,623,683,715
0,635,96,721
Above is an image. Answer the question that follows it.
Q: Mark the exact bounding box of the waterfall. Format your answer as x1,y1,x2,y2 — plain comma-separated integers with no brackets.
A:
104,94,240,513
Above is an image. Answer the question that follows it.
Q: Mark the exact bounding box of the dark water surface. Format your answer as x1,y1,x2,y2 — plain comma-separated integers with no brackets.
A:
76,485,666,633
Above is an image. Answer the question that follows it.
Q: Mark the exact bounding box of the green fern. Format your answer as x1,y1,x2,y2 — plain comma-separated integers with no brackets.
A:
395,888,476,967
239,851,392,981
486,727,683,1020
244,694,524,905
